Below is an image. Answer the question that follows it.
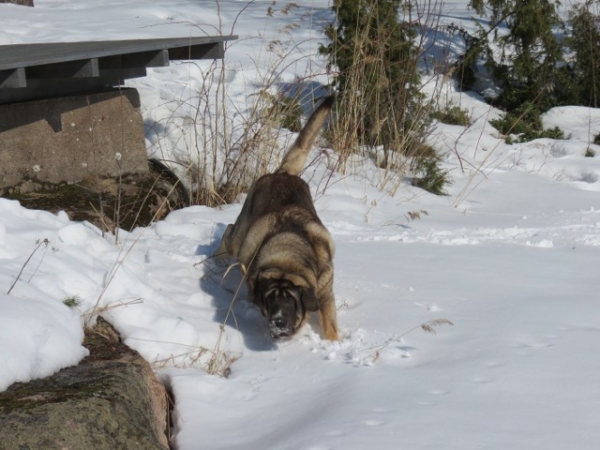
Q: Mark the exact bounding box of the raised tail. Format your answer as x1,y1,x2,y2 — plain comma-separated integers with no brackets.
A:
275,95,334,176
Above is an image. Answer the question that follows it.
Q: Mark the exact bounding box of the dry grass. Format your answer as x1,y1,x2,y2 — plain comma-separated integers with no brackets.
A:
320,0,453,197
6,238,52,295
362,318,453,365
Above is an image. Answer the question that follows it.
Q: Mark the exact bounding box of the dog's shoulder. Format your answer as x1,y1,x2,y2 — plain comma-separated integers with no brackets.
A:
305,221,335,260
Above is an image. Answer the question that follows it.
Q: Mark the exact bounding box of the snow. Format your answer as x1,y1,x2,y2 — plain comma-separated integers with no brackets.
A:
1,1,600,449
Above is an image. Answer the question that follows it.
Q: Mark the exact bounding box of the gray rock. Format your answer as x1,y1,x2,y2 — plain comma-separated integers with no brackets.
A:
0,317,169,450
0,0,34,6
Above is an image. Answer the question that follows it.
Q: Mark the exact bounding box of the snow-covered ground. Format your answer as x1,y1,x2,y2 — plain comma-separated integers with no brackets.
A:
1,1,599,449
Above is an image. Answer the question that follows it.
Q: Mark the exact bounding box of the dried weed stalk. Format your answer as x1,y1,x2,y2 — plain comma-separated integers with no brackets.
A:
363,318,453,365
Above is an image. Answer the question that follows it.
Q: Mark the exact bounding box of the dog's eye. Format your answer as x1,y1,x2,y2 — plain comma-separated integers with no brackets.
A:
285,292,301,305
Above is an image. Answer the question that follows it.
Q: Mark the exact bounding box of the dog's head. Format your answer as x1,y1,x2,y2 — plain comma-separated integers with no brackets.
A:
254,274,318,339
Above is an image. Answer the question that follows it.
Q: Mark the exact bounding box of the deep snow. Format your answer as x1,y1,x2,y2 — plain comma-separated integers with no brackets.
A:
1,1,599,449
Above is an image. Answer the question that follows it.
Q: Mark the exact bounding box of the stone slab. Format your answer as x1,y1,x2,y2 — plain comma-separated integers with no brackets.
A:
0,88,149,192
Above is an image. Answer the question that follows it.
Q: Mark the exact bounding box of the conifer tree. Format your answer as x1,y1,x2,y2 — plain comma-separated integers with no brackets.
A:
568,1,600,107
320,0,424,160
467,0,566,111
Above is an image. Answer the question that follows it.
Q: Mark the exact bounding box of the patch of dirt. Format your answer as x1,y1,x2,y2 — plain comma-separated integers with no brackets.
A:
2,161,188,232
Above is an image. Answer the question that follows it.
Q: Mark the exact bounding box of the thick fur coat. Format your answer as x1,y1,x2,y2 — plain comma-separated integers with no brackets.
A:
215,96,338,340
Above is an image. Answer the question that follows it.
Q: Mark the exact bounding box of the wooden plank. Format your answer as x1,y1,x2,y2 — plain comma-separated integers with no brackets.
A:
0,68,26,89
0,78,124,104
99,50,170,70
98,55,148,80
0,36,236,103
121,49,170,68
0,36,237,71
26,59,100,79
99,67,148,81
168,42,224,61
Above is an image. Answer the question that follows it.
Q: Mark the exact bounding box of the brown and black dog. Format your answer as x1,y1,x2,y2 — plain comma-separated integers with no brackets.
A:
214,96,338,341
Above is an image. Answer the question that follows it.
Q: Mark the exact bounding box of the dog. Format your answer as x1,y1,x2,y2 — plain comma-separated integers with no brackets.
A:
214,95,338,341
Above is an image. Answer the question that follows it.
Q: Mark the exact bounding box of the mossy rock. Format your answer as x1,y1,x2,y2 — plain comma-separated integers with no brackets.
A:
0,318,169,450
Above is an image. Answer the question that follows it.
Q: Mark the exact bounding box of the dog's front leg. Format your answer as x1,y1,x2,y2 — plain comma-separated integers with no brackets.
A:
318,289,339,341
213,224,235,266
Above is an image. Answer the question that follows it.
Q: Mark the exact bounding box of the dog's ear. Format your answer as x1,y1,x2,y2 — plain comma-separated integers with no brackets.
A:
302,288,319,312
252,277,268,313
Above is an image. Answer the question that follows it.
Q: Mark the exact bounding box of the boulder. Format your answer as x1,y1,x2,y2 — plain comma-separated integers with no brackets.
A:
0,317,169,450
0,0,34,6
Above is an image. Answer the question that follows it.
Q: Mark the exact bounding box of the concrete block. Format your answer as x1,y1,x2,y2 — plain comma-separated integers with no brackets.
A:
0,88,149,192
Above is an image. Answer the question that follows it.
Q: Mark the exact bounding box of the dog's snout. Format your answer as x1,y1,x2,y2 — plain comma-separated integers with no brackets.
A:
269,311,293,338
273,318,287,329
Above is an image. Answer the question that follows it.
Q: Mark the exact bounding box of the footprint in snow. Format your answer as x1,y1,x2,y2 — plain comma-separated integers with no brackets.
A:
470,375,495,384
510,339,555,357
362,419,385,426
429,389,450,396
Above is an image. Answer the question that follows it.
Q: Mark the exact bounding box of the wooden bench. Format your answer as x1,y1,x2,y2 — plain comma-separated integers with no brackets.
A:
0,36,236,103
0,36,236,194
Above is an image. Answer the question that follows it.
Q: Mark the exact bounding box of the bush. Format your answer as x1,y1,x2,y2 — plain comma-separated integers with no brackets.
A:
448,23,486,92
466,0,568,111
568,2,600,108
489,102,564,143
432,105,471,126
320,0,449,194
321,0,429,158
490,102,542,139
411,150,451,196
261,91,303,132
539,126,565,140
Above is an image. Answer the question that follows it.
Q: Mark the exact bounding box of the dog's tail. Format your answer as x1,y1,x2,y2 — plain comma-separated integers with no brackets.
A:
276,95,334,176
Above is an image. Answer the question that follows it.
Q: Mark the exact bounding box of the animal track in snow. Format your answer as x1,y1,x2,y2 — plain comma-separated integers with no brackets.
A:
415,301,440,312
511,341,555,349
338,208,600,247
429,389,450,396
372,406,394,413
484,360,505,369
325,430,347,437
413,389,451,409
470,375,495,384
361,419,385,426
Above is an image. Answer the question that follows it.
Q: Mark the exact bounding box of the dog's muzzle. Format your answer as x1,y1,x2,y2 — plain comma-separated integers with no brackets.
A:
269,316,293,339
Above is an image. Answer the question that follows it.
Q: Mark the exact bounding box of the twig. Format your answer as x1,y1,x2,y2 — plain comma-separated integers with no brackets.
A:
361,318,453,365
7,239,50,295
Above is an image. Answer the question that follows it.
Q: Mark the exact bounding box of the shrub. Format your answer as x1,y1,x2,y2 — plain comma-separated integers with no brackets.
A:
567,2,600,108
411,150,451,196
489,101,564,143
63,296,82,308
321,0,429,156
320,0,449,194
466,0,568,111
432,105,471,126
261,91,304,132
448,23,487,92
539,126,565,140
